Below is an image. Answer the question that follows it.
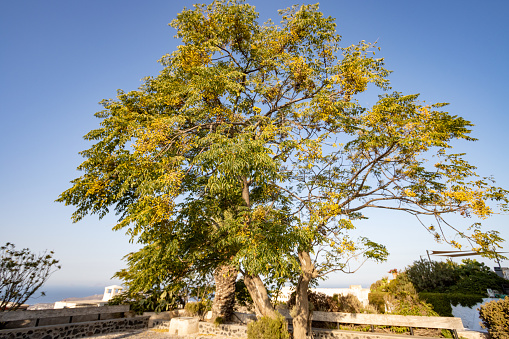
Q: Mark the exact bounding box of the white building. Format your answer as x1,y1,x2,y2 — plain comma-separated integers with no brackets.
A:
54,285,124,309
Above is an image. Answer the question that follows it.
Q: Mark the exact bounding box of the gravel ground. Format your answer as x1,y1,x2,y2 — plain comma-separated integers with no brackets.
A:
88,328,242,339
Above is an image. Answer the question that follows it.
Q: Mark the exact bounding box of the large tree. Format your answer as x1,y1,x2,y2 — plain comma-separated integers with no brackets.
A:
58,1,508,338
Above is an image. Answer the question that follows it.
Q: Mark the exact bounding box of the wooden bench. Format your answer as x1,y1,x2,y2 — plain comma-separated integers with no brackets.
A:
280,309,465,339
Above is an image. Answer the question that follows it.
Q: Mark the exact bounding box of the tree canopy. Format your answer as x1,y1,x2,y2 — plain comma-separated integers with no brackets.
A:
58,1,508,338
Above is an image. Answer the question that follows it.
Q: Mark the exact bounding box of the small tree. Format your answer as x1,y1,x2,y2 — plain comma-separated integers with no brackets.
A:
406,259,458,293
0,243,60,311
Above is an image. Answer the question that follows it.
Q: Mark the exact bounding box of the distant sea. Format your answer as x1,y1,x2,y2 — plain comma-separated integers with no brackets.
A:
26,286,105,305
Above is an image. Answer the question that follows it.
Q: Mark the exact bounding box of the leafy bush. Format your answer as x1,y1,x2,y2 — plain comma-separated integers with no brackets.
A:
287,290,369,314
406,259,458,293
213,316,224,326
185,300,210,319
447,259,507,296
331,293,364,313
287,291,334,312
370,277,389,292
406,258,507,296
108,289,182,314
235,279,253,307
418,292,484,317
247,314,289,339
417,293,453,316
308,291,336,312
369,273,437,316
478,296,509,339
368,292,387,313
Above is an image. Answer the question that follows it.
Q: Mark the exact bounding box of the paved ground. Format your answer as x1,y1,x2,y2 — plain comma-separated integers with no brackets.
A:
88,328,240,339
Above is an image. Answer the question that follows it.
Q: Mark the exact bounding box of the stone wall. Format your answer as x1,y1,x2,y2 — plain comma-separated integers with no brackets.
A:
199,322,248,337
0,316,149,339
152,319,487,339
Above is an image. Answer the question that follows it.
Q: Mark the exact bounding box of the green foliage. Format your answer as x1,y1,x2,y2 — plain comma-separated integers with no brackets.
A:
287,290,331,312
0,243,60,312
407,258,508,296
331,293,365,313
213,316,224,326
235,279,253,307
418,293,484,317
369,273,438,316
447,259,507,295
185,300,210,319
368,292,387,313
478,296,509,339
247,314,289,339
406,259,458,293
108,289,183,314
287,290,368,313
417,292,453,317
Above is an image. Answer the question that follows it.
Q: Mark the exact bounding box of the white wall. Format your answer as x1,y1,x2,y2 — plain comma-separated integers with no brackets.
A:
451,298,493,332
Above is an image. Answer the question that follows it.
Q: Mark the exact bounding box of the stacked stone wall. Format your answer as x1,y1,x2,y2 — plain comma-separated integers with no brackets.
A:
0,316,149,339
198,322,248,337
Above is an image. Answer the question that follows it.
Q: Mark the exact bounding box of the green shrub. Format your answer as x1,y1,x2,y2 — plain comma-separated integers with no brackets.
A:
368,292,387,313
369,273,437,316
406,259,458,293
418,293,453,316
235,279,253,307
479,296,509,339
185,300,209,318
419,293,484,317
370,276,389,292
406,258,508,296
247,314,289,339
287,290,335,312
287,290,369,314
108,289,182,314
214,316,224,326
447,259,508,296
331,293,364,313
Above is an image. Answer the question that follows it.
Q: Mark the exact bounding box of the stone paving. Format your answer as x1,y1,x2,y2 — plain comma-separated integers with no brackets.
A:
88,328,241,339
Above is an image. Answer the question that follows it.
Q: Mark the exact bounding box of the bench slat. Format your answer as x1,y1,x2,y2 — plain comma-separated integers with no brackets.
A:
0,305,129,322
312,311,464,330
278,309,464,330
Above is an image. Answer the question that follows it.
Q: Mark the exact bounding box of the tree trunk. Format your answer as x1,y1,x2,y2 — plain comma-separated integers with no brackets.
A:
244,273,278,318
293,276,311,339
293,251,319,339
211,264,238,321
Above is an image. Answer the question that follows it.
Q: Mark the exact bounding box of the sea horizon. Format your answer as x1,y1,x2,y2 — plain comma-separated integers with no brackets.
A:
25,283,358,306
26,285,106,305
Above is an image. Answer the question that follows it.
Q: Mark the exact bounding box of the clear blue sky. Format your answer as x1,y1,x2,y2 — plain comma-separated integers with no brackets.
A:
1,0,508,301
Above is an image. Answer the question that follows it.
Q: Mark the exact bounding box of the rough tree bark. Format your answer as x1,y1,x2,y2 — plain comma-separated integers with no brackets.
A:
244,273,279,318
211,264,238,321
293,251,319,339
